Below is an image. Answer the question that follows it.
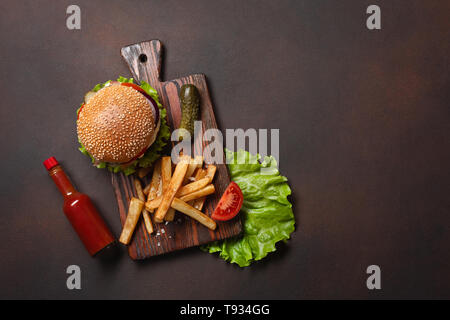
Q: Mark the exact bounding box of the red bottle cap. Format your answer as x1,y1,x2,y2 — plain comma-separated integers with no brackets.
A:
43,156,59,170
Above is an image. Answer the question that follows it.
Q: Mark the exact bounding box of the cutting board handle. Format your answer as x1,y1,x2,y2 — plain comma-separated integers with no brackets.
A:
120,39,163,88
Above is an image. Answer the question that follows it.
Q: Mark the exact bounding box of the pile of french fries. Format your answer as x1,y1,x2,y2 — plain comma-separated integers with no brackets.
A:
119,155,217,245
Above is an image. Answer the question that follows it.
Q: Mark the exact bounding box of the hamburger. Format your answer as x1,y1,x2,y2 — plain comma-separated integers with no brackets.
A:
76,77,170,175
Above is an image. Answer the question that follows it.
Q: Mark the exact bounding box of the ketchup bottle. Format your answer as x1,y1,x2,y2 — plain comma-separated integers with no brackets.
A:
43,157,115,256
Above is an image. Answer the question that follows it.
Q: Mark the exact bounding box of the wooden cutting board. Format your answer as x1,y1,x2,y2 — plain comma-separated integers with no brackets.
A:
111,39,242,260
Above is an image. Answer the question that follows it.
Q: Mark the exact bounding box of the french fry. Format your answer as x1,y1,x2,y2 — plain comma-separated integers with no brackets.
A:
145,160,217,223
156,178,163,196
143,182,151,195
138,167,152,179
164,155,189,222
192,196,206,211
189,168,206,209
161,156,175,221
179,184,215,202
205,165,217,183
181,168,206,211
183,156,203,184
119,197,145,245
154,155,190,223
134,178,154,234
161,156,172,192
177,178,210,197
134,178,145,202
191,165,216,210
146,159,162,206
145,197,162,210
145,184,215,210
171,198,216,230
142,212,154,234
165,208,176,222
194,168,207,180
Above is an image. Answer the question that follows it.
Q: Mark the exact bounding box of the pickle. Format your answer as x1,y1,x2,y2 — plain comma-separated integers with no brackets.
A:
178,84,200,140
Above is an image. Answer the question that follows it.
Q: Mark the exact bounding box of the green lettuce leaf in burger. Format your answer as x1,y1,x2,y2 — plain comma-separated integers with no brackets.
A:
76,77,170,175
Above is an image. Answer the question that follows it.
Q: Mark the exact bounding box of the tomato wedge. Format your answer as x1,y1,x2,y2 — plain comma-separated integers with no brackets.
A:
211,182,244,221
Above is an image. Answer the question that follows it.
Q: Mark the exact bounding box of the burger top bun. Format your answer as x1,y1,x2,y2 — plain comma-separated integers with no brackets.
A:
77,84,160,164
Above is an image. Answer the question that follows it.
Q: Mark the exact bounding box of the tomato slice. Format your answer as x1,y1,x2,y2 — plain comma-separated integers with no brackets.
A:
121,82,147,95
211,182,244,221
77,103,85,120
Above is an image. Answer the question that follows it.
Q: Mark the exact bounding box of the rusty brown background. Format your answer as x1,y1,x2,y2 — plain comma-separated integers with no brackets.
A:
0,1,449,299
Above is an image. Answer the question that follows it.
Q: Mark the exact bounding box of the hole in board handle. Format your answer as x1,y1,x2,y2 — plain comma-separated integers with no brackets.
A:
138,54,147,63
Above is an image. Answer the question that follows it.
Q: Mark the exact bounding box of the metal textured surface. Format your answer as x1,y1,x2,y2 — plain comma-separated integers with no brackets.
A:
0,1,449,299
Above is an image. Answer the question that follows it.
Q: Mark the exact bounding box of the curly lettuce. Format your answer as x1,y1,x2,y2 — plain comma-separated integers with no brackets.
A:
77,77,170,175
201,149,295,267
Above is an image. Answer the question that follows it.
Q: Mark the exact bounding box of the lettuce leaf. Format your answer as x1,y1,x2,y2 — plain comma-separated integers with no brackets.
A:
77,77,170,175
201,149,295,267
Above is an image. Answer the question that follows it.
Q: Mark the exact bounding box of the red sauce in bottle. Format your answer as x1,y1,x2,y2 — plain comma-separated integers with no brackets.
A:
43,157,115,256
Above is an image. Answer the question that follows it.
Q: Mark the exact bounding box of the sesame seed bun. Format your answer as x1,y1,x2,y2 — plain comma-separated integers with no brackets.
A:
77,84,161,164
